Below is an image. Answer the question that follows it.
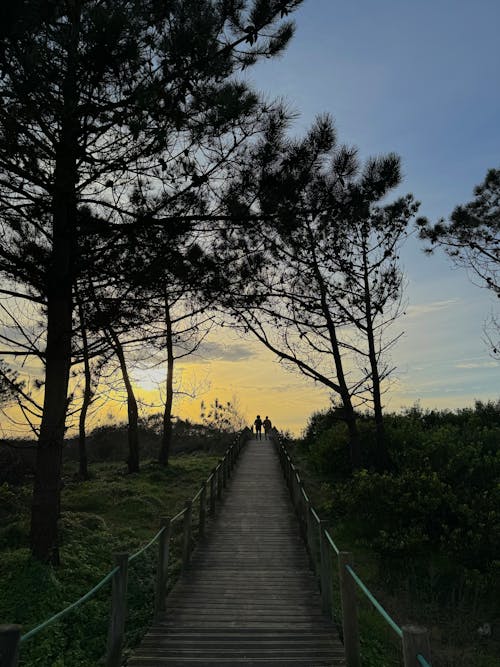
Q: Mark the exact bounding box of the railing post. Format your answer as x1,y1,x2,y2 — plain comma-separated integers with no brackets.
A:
309,506,319,574
338,552,360,667
182,500,193,569
199,484,207,537
290,466,297,507
106,552,129,667
154,517,171,616
319,520,333,617
298,480,307,538
305,497,313,563
402,626,432,667
217,464,223,500
209,471,217,514
293,470,300,512
0,625,21,667
223,454,228,486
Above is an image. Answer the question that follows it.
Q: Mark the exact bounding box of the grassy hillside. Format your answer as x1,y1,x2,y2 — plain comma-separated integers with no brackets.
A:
0,439,229,666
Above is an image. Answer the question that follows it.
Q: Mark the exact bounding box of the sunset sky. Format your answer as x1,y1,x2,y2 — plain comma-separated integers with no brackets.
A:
2,1,499,439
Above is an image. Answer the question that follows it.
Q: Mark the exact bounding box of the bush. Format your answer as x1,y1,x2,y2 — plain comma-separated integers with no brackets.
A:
307,422,351,479
303,402,500,575
62,417,237,464
303,409,385,474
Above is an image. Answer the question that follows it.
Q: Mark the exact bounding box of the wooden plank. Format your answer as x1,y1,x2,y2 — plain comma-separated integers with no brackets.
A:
128,438,345,666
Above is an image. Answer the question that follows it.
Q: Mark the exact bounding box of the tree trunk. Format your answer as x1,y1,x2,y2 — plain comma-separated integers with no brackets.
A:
108,326,140,473
306,221,362,469
77,297,91,480
341,398,362,470
362,244,391,471
326,327,362,469
159,293,174,466
30,7,80,563
30,282,73,563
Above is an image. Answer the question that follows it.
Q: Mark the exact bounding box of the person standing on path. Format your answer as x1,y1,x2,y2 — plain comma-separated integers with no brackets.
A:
263,416,272,439
254,415,263,440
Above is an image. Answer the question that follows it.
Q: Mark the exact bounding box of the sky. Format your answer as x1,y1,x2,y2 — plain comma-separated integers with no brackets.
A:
2,1,499,438
182,0,499,434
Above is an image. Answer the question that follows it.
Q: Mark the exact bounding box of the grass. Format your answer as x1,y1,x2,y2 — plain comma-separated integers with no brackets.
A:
0,451,222,666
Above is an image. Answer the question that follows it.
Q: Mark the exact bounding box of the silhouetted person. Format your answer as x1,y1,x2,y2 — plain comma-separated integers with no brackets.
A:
254,415,263,440
263,416,272,439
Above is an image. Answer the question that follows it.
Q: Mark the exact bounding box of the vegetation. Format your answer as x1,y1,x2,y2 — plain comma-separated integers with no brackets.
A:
291,400,500,666
0,424,234,666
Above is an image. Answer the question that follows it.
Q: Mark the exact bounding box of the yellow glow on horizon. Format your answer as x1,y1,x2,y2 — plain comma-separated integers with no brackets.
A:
1,324,498,441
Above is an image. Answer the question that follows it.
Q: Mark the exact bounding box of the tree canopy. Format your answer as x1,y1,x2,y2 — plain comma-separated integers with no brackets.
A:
418,168,499,297
418,167,499,356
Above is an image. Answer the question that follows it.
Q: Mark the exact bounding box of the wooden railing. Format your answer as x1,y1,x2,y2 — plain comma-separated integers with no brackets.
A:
273,430,433,667
0,428,251,667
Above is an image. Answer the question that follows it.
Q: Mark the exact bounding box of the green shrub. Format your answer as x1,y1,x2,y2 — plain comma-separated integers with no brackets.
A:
303,402,500,574
307,423,351,479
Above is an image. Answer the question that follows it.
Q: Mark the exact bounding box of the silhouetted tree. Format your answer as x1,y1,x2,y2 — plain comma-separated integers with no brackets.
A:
157,289,214,466
0,361,22,407
0,0,303,562
331,191,419,467
418,168,499,357
222,114,418,470
200,397,246,433
75,289,92,480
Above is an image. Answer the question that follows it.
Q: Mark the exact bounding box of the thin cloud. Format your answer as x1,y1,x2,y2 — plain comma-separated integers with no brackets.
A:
455,361,498,369
405,299,460,318
196,341,257,363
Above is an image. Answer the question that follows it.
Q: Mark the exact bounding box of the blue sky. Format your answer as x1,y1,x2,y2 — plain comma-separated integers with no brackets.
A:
234,0,500,418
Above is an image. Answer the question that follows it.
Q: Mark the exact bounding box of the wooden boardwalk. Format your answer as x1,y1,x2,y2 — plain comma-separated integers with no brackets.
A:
128,438,345,666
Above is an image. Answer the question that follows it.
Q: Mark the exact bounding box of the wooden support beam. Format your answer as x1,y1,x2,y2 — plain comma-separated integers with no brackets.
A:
154,518,171,616
319,520,333,617
106,553,129,667
338,552,360,667
199,484,207,538
182,501,193,570
0,625,21,667
209,471,216,514
402,626,432,667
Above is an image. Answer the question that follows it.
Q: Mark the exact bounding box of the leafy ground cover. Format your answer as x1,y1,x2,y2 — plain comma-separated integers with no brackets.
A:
0,447,226,666
290,401,500,667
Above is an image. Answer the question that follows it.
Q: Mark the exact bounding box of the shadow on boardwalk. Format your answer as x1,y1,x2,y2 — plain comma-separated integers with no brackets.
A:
128,438,345,666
